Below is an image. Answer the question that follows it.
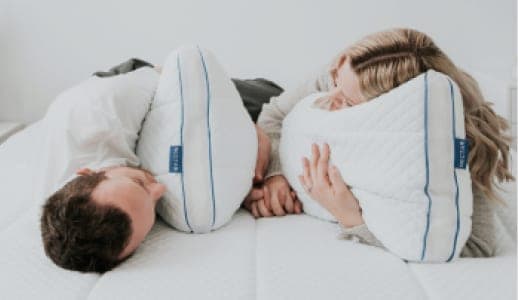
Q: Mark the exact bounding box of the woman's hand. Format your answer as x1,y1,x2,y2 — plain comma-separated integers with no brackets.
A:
298,143,364,228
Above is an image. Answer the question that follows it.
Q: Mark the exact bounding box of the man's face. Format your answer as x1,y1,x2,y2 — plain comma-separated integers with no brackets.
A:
76,166,166,259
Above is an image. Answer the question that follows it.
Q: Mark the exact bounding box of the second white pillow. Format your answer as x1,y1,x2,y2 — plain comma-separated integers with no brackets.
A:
137,46,257,233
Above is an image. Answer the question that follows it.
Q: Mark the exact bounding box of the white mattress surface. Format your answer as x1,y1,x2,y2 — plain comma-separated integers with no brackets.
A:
87,213,256,300
1,124,516,300
409,255,516,300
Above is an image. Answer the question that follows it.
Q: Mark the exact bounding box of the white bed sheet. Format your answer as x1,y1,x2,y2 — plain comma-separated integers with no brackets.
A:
0,124,516,300
0,122,46,230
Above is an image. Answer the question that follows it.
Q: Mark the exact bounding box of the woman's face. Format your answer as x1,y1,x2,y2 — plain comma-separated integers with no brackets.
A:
316,58,366,110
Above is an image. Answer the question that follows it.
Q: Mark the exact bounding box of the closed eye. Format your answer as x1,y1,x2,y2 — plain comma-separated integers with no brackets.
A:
341,90,357,107
133,178,149,193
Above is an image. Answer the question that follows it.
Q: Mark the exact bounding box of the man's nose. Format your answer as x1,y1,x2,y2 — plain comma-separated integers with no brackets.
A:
149,182,166,202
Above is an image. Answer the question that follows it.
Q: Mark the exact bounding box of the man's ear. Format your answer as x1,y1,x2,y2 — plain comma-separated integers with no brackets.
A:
76,168,94,176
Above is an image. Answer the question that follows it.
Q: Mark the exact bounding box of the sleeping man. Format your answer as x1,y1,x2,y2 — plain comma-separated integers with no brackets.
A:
40,122,273,273
41,47,308,272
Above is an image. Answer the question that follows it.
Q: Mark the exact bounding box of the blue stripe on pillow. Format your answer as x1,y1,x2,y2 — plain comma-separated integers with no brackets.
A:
177,53,193,232
197,46,217,229
447,79,461,262
421,72,432,261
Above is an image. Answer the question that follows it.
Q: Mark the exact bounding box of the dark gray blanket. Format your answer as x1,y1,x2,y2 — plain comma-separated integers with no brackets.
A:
94,58,283,122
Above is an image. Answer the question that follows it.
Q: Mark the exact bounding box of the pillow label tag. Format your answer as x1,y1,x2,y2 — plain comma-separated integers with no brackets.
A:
454,138,469,169
169,146,183,173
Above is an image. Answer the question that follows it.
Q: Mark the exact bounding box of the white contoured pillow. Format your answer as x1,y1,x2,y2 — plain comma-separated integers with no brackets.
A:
137,45,257,233
280,70,473,262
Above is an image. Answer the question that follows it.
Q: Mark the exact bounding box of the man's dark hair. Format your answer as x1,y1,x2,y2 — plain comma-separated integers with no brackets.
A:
40,171,132,273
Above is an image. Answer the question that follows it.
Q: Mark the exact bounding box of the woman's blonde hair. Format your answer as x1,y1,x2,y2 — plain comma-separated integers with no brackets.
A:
330,28,514,202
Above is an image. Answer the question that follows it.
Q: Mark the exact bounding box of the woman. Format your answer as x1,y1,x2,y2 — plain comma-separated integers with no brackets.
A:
244,28,514,257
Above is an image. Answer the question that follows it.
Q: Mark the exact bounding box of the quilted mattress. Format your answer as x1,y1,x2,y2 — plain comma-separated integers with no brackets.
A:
0,120,516,300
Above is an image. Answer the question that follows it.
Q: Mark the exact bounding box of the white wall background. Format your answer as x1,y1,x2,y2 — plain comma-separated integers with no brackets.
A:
1,0,516,124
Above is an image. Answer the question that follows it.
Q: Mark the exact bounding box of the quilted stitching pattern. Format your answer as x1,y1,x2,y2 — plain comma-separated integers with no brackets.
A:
280,71,471,261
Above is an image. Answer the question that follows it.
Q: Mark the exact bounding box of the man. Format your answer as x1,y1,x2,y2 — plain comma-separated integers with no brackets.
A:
40,119,294,272
40,59,302,273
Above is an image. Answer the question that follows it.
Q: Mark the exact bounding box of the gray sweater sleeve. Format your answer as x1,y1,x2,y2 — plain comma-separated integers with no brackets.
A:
459,190,496,257
257,67,335,178
339,190,497,258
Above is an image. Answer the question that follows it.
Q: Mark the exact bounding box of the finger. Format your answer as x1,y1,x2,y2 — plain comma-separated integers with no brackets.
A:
242,199,258,217
263,185,272,211
253,152,263,183
284,191,295,214
253,156,265,184
302,157,312,187
317,143,331,185
294,199,303,214
253,174,262,184
251,202,259,218
329,164,349,192
270,189,287,216
245,187,264,202
298,175,311,194
257,199,273,217
310,143,320,181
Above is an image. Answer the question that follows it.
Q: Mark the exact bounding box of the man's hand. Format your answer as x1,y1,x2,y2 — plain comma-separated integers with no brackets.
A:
243,186,272,218
243,175,303,218
242,125,303,218
262,175,302,216
298,143,363,228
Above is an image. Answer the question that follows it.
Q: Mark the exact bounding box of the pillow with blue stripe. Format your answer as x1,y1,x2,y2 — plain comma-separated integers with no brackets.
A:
280,70,473,262
136,45,257,233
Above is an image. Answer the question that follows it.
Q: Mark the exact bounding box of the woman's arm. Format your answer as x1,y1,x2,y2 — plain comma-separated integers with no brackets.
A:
295,141,498,257
257,67,335,178
460,191,496,257
340,191,498,257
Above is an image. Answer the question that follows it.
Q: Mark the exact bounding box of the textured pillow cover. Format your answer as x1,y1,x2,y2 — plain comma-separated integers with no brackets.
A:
137,45,257,233
280,70,473,262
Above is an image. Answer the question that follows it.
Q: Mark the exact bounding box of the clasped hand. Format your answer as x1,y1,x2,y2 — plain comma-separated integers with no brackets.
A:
242,126,302,217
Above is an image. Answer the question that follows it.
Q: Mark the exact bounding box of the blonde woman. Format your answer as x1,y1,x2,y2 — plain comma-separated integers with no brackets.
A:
243,28,514,257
